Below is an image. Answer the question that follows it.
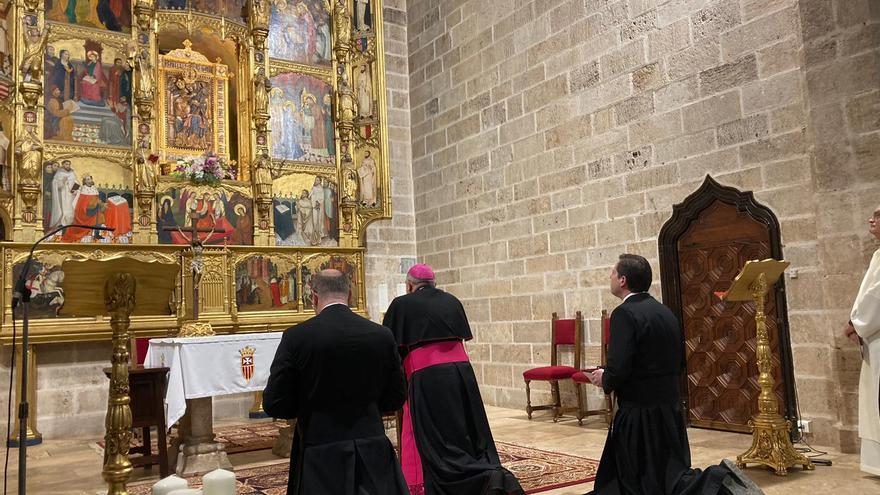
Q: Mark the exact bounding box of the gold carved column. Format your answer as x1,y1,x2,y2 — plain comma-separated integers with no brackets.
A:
132,0,159,242
332,0,359,248
249,0,272,237
102,273,136,494
14,0,48,233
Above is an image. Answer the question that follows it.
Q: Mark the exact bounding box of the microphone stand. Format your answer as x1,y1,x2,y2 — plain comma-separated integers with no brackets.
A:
10,224,114,495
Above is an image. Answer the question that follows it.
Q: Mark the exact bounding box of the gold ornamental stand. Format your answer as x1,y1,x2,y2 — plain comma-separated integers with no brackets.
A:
720,259,814,476
61,258,179,494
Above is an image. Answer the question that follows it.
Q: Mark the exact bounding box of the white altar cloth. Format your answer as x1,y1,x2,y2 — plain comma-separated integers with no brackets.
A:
145,333,283,428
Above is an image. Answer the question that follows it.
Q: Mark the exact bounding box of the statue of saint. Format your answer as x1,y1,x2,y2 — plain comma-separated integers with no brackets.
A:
15,126,42,184
253,68,270,115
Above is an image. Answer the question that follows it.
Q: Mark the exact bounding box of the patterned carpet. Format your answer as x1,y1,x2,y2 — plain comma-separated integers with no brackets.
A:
125,423,598,494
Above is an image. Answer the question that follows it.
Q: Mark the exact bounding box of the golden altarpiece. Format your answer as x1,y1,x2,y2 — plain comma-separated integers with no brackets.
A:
0,0,391,442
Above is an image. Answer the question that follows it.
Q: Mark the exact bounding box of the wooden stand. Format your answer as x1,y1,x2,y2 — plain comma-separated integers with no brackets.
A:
61,258,178,494
721,259,814,476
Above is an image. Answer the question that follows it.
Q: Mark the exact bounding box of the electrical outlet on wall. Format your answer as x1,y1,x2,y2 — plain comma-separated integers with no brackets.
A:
797,419,811,434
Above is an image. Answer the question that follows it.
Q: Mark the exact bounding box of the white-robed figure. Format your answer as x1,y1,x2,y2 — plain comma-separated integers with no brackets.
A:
49,159,79,228
846,204,880,476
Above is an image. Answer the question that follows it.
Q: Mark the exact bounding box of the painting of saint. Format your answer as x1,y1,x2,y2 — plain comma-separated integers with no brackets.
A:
13,260,65,319
43,39,132,147
267,0,331,66
156,187,254,245
156,0,187,9
235,256,297,312
273,173,338,246
355,63,373,118
166,73,213,151
0,121,10,192
45,0,132,33
41,159,134,243
270,72,334,163
357,150,377,207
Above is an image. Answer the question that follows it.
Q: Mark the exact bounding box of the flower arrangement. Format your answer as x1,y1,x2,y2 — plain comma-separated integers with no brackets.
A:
170,155,227,186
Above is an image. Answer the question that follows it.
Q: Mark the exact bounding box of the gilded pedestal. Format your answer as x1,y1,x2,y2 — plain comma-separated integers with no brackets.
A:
736,273,814,476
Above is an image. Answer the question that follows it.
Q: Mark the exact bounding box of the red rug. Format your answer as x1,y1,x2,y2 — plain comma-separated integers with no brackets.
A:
124,423,598,494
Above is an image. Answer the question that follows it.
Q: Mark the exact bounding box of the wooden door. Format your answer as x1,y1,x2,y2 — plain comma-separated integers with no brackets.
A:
677,200,788,432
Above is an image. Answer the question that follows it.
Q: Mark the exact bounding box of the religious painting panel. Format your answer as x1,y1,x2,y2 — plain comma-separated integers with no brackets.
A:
272,172,338,247
300,253,359,310
157,42,230,163
45,0,133,33
156,186,254,245
267,0,331,66
269,72,334,163
41,156,134,243
12,259,65,319
43,35,132,147
234,254,297,313
156,0,246,23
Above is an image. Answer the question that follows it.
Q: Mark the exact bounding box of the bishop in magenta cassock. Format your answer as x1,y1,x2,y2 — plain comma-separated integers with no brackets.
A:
382,263,524,495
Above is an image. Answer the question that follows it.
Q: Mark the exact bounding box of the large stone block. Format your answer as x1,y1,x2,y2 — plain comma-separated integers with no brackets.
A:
621,10,658,42
613,145,654,174
576,74,633,114
500,114,537,145
649,18,691,60
633,62,666,91
739,129,806,164
490,295,533,322
846,90,880,134
608,192,647,218
678,148,739,182
717,114,769,147
602,40,648,79
770,103,808,133
699,54,758,96
762,156,811,188
509,235,550,258
840,22,880,58
800,0,835,41
545,114,593,149
691,0,741,42
614,94,655,125
630,110,684,147
742,69,803,114
756,38,801,78
667,40,721,80
657,0,711,27
655,76,700,112
720,6,799,60
682,90,741,133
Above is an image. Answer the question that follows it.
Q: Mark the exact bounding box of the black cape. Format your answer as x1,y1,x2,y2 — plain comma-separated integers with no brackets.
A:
592,294,760,495
383,287,524,495
264,305,408,495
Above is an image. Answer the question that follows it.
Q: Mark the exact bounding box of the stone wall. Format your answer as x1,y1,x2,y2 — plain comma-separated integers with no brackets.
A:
405,0,878,451
0,2,418,441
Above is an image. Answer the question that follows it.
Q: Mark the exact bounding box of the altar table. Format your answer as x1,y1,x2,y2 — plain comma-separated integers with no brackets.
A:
144,332,282,475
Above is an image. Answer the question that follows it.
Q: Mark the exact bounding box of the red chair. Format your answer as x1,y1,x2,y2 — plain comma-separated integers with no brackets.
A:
572,309,614,426
523,311,583,422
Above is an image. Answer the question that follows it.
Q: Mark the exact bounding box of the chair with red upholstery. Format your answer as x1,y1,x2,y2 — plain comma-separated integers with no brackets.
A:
571,309,614,426
522,311,583,422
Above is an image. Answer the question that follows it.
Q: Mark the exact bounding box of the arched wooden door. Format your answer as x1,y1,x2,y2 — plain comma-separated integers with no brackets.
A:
659,176,798,433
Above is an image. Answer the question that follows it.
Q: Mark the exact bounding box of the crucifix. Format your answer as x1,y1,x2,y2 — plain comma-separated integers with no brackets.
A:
162,210,226,321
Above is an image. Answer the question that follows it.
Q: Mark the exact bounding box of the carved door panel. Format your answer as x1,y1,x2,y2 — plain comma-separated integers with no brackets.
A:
677,200,788,433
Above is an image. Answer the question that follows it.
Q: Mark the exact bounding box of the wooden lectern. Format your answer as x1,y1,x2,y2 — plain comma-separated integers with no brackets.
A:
719,259,814,476
60,258,179,495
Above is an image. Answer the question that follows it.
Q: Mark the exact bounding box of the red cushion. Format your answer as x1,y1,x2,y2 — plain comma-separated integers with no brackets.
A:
571,371,591,383
553,319,576,345
523,365,577,381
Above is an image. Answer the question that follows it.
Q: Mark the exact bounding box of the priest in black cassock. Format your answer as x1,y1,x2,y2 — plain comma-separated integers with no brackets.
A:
582,254,762,495
383,263,524,495
263,269,408,495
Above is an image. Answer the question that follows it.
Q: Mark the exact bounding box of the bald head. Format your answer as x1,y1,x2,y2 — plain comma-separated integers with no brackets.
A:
310,269,351,313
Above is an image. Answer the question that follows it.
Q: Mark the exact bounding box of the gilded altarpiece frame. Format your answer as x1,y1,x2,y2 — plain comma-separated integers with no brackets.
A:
0,0,390,441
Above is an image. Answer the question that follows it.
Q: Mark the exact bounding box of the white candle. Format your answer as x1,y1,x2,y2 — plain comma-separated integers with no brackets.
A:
201,468,235,495
167,489,202,495
152,475,188,495
396,283,406,297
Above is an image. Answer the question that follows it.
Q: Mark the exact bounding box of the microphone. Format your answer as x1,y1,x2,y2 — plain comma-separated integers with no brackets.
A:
11,224,116,308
